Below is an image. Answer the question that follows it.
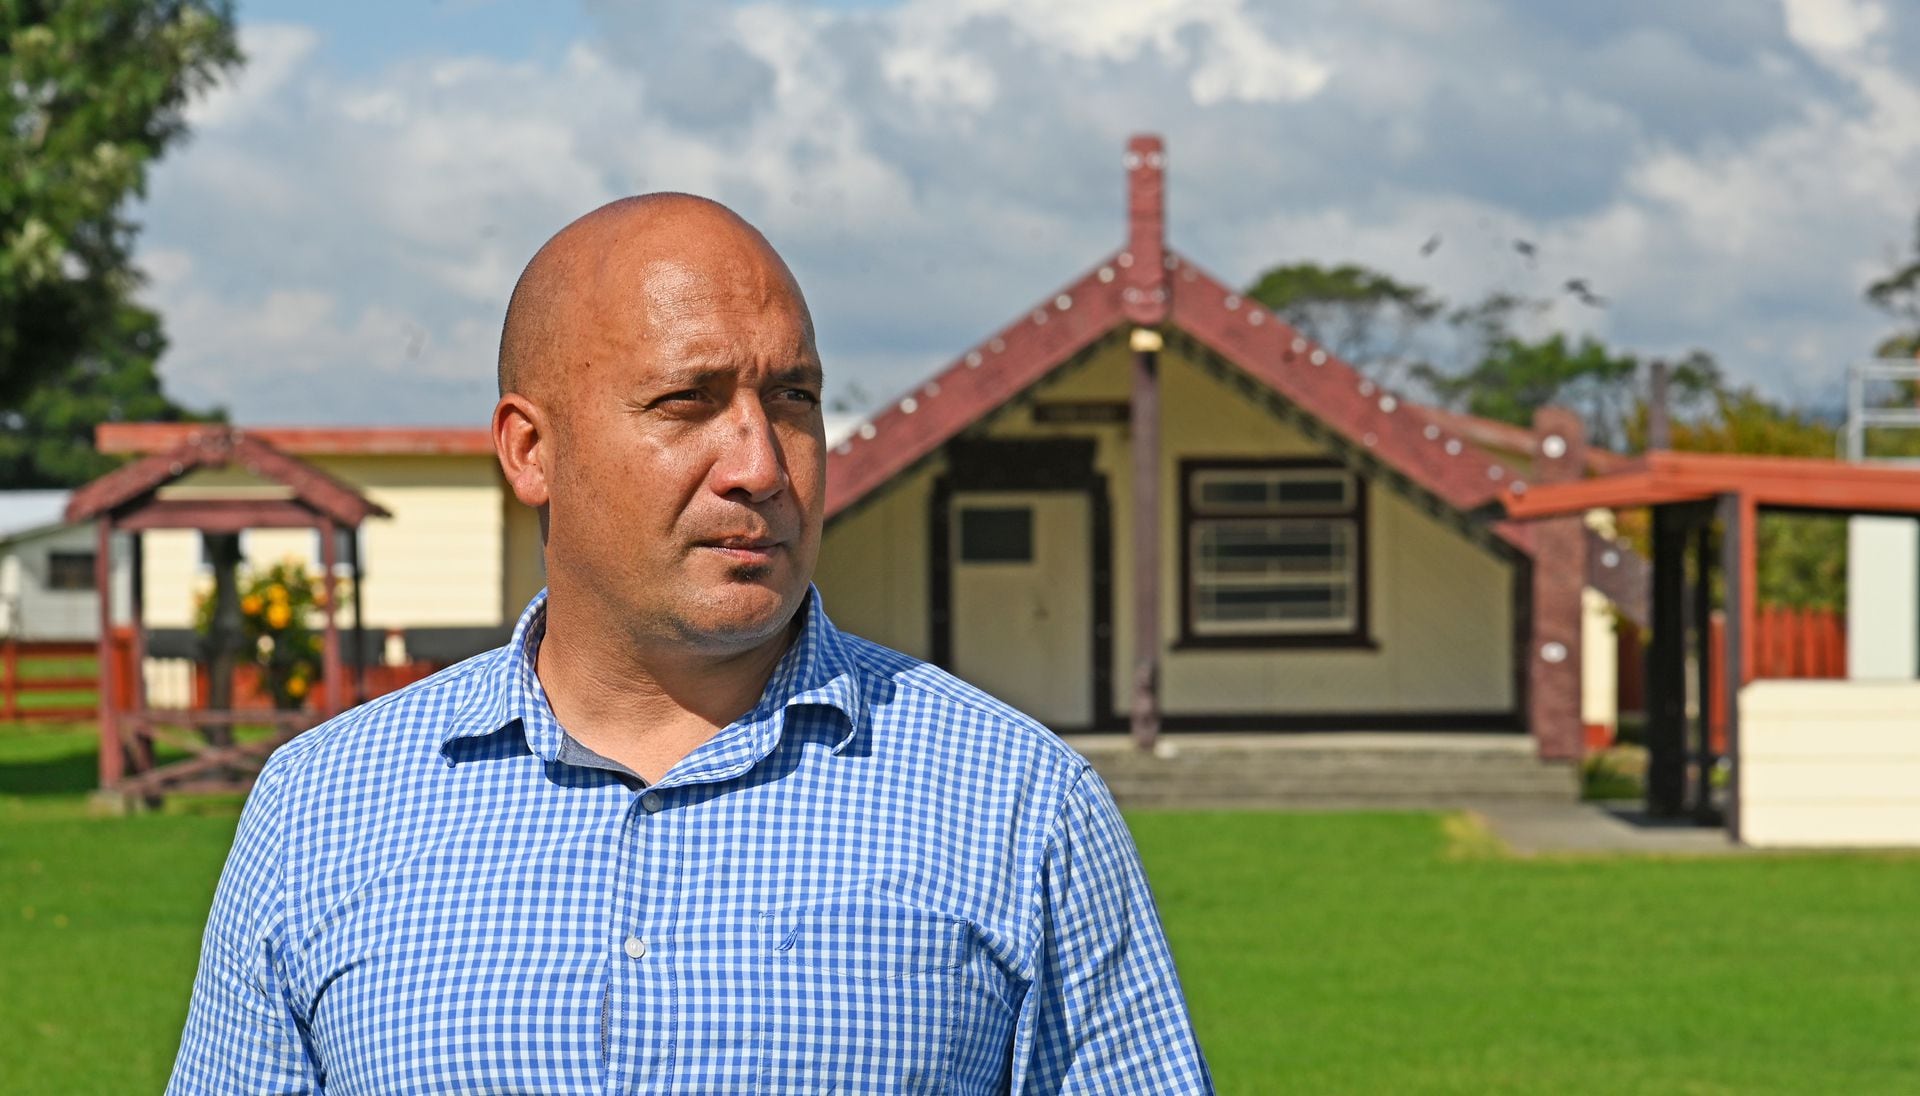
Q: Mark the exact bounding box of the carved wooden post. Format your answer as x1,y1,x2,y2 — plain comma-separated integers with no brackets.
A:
1124,134,1169,752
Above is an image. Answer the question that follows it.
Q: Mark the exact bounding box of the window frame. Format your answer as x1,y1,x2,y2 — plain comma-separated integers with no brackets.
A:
46,550,98,592
1176,458,1374,650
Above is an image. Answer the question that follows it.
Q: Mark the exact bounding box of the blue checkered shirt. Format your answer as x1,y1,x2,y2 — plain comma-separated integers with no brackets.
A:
169,587,1213,1093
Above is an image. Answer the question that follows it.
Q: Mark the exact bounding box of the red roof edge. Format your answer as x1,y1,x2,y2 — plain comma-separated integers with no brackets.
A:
1164,250,1533,554
1419,407,1633,475
95,423,495,456
68,428,389,526
824,258,1128,518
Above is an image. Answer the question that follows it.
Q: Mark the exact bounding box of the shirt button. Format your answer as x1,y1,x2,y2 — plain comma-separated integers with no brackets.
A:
640,792,664,814
623,935,647,960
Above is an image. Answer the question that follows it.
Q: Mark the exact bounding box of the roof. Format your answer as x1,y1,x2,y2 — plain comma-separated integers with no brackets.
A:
823,133,1532,553
97,418,866,460
1418,407,1633,476
68,428,391,530
97,423,496,456
1499,450,1920,519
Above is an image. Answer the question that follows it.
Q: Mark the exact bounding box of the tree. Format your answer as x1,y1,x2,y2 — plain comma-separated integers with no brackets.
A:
0,302,223,486
1239,258,1846,606
1865,212,1920,359
1,1,238,454
1670,389,1846,610
1244,262,1443,387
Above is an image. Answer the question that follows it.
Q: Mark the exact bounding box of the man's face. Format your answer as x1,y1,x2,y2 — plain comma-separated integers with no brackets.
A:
542,248,826,654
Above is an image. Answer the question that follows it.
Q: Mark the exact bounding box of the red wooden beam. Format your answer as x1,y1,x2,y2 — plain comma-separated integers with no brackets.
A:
1499,471,1706,518
69,428,388,529
95,519,121,788
115,498,327,533
97,423,493,457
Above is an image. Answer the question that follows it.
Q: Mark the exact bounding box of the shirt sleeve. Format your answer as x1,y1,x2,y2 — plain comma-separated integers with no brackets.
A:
167,764,319,1094
1011,766,1214,1094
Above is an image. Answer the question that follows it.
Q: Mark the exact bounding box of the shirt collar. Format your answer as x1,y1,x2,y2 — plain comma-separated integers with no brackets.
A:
440,585,865,763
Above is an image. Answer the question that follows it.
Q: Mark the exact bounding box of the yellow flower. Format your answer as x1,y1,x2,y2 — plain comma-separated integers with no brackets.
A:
268,584,289,604
241,594,263,615
286,676,309,699
267,603,292,629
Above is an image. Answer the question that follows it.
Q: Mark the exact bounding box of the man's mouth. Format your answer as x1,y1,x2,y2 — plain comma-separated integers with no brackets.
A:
697,535,784,564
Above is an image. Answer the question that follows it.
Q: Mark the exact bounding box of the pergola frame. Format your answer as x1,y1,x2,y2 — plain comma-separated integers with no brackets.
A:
1502,450,1920,834
65,428,389,802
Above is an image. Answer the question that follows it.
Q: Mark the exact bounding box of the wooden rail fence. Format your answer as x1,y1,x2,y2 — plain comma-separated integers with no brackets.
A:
3,634,446,724
0,638,100,722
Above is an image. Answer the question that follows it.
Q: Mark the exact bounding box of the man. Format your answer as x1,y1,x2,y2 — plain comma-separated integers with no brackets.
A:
169,195,1212,1093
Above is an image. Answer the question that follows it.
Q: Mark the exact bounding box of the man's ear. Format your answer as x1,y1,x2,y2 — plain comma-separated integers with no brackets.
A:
492,393,551,508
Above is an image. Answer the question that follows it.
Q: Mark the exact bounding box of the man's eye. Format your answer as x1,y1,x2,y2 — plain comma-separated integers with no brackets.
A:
660,389,705,403
781,388,821,405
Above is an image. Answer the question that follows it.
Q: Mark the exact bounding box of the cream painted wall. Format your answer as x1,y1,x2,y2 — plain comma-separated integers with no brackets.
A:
817,337,1520,723
1150,345,1513,716
1846,516,1917,680
1582,588,1618,731
139,456,509,629
141,529,206,627
815,460,937,659
1739,680,1920,847
319,455,504,628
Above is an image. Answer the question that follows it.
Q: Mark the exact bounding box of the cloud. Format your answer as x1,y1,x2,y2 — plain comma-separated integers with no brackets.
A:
1782,0,1886,56
134,1,1920,426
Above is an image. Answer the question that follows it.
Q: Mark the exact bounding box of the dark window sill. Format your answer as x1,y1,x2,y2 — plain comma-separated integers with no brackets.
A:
1172,634,1381,652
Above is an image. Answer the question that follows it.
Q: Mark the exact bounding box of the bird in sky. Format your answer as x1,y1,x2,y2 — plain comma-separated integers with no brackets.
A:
1564,278,1608,308
1419,233,1442,257
1513,238,1538,264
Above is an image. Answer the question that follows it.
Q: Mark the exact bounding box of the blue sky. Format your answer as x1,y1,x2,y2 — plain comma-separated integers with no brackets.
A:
135,0,1920,425
238,0,588,72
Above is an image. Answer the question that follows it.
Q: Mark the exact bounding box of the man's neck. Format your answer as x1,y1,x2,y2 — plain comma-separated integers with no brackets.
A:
532,591,802,783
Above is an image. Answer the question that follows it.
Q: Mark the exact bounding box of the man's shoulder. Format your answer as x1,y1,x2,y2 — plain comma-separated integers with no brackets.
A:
834,630,1092,777
255,647,503,794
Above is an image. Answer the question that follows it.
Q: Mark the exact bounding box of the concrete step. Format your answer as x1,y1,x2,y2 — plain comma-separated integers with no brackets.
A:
1067,733,1578,809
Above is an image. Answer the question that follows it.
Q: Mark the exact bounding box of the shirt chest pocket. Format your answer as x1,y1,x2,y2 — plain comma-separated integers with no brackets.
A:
758,899,969,1094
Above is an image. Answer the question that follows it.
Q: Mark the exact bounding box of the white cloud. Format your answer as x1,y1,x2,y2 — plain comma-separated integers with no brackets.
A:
133,1,1920,425
1782,0,1886,56
186,23,319,130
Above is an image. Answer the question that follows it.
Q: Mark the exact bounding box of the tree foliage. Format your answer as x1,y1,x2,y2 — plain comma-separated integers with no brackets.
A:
1,0,238,481
1245,262,1443,386
0,302,222,486
1865,213,1920,359
1241,258,1849,607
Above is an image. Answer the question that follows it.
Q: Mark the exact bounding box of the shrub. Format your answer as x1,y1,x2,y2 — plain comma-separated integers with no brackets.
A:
194,558,340,709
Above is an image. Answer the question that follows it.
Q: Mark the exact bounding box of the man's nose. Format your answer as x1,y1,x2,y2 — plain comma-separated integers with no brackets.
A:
709,396,789,503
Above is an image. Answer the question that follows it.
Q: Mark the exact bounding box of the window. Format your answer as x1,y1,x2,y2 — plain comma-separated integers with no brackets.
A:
47,551,96,591
958,507,1033,563
1182,462,1367,645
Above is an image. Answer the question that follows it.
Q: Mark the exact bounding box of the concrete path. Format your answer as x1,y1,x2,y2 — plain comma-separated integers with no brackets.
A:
1471,799,1750,856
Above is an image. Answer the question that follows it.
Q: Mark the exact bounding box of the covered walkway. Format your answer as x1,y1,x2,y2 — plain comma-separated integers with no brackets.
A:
1501,450,1920,844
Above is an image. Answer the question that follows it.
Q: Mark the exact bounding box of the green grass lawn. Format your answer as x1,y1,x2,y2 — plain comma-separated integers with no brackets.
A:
4,723,1920,1093
6,654,99,712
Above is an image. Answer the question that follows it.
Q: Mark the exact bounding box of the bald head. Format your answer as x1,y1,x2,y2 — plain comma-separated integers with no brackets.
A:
497,194,814,400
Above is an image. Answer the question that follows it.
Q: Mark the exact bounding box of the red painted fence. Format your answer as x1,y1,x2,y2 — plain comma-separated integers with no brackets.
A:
1,633,445,721
0,638,100,722
190,660,444,712
1703,606,1844,752
1615,606,1845,753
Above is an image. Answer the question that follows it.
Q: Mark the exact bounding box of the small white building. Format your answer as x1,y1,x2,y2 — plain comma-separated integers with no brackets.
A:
0,491,130,641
